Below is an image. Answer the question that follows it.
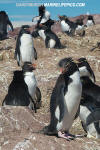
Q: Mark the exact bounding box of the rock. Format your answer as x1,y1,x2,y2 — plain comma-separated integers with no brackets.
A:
0,106,100,150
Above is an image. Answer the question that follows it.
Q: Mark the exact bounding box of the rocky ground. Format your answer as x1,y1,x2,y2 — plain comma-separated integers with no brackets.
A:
0,23,100,150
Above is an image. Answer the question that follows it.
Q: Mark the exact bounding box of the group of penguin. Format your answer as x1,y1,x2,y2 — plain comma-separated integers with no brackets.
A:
1,6,100,141
31,5,95,49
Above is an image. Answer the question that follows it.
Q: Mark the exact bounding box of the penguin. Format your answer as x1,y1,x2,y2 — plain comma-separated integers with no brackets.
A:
32,19,55,38
79,94,100,139
22,62,37,103
77,58,95,82
42,58,82,140
15,25,37,66
2,62,37,112
38,5,50,24
58,15,77,36
58,57,100,139
32,5,50,26
85,15,95,27
0,11,13,40
32,24,66,49
77,58,100,139
75,18,85,36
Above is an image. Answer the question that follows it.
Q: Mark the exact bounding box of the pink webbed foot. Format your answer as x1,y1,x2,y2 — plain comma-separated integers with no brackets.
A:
58,131,75,141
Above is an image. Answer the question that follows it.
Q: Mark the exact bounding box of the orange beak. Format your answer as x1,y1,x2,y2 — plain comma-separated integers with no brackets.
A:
32,63,37,69
60,68,63,73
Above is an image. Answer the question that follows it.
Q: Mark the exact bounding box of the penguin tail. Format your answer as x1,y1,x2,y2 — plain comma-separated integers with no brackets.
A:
32,125,57,136
58,45,67,49
86,109,100,126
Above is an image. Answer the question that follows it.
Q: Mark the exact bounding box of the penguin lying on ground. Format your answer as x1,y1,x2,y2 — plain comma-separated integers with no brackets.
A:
32,24,66,49
42,57,82,140
0,11,13,40
2,62,37,112
15,25,37,66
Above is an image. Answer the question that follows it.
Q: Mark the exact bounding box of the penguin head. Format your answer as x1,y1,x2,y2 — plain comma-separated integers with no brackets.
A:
22,62,36,73
88,15,93,20
77,58,95,82
39,5,45,16
58,57,78,76
58,15,68,21
75,18,84,26
19,25,31,35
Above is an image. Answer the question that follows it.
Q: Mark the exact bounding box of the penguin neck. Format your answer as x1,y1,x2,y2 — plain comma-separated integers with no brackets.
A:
64,62,79,77
24,71,35,78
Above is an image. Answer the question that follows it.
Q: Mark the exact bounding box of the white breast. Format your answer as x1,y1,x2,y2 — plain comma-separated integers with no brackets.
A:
40,10,50,24
49,39,56,48
76,25,84,31
79,105,99,138
61,20,71,32
38,30,46,41
20,34,35,64
24,72,37,99
86,20,94,27
62,71,82,131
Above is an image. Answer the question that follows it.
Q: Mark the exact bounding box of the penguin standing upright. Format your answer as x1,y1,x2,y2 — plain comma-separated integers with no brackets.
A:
32,25,66,49
0,11,13,40
43,58,82,140
86,15,95,27
15,25,37,66
77,58,100,139
2,62,37,111
32,5,50,26
59,15,77,36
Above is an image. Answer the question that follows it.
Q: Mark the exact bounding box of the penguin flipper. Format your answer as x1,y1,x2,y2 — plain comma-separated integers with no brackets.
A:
34,47,37,60
86,108,100,126
58,85,65,122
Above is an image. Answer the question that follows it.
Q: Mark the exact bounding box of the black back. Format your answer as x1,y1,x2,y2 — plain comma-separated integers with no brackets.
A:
0,11,13,40
44,27,66,49
2,71,30,106
49,58,78,133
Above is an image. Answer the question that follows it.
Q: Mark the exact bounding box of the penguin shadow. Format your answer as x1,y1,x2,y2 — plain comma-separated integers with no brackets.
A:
90,42,100,52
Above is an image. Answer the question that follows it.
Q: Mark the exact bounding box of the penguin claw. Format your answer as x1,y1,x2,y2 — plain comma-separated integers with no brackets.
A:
58,131,75,141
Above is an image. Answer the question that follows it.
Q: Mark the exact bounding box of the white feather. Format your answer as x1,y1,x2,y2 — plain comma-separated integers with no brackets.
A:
20,34,35,64
86,20,94,27
60,20,71,32
24,72,37,99
49,39,56,48
56,71,82,131
79,105,100,139
76,25,84,31
40,10,50,24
